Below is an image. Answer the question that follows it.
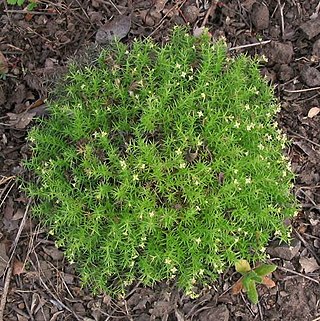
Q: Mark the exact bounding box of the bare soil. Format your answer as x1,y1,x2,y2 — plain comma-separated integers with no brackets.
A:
1,0,320,320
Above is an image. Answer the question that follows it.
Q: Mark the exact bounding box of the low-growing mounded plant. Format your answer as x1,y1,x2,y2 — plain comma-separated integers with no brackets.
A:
24,27,297,295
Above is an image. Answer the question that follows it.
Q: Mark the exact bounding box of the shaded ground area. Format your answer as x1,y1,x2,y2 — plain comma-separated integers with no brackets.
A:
1,0,320,320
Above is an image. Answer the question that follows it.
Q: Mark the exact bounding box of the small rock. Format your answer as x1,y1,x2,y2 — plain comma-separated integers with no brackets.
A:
267,238,301,261
312,39,320,58
183,5,200,24
301,66,320,87
198,305,229,321
266,41,294,64
300,19,320,39
251,3,269,30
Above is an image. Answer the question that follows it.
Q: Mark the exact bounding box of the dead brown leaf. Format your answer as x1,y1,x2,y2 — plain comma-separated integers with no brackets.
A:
262,276,276,288
299,257,320,273
232,278,244,295
6,111,36,129
0,51,8,74
95,15,131,45
154,0,168,12
13,259,25,276
307,107,320,118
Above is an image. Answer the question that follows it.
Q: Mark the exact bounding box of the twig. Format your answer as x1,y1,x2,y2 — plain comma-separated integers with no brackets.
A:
277,266,319,284
284,86,320,93
294,229,320,265
8,198,32,263
201,0,218,27
148,0,188,38
258,302,264,321
4,9,57,15
0,266,13,321
30,258,83,321
0,181,15,210
228,40,271,51
0,176,15,186
287,129,320,149
277,0,285,38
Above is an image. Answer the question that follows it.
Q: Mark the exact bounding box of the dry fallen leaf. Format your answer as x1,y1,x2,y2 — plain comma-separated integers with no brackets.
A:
262,276,276,288
96,15,131,45
6,111,36,129
13,260,25,276
307,107,320,118
232,278,244,295
0,51,8,74
299,257,320,274
154,0,168,12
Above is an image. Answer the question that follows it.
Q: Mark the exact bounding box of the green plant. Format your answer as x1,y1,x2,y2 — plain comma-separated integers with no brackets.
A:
233,259,277,304
24,27,297,295
7,0,37,10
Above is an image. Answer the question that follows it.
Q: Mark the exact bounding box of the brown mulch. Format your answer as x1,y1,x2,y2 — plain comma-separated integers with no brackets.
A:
1,0,320,320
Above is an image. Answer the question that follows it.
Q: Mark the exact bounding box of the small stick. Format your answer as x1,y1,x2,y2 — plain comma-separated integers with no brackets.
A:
284,86,320,93
228,40,271,51
277,0,285,38
4,9,57,15
0,176,15,186
0,181,15,210
148,0,187,38
287,129,320,149
294,229,320,266
201,0,218,27
0,266,13,321
277,266,319,284
8,198,32,264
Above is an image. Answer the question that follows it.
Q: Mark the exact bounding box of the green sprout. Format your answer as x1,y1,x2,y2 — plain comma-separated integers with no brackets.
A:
233,259,277,304
24,27,297,295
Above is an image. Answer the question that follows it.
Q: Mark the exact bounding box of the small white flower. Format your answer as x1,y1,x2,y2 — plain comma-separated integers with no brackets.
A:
179,163,186,169
181,71,187,78
176,63,181,69
140,163,146,170
258,143,264,150
195,206,201,212
120,160,127,169
234,179,239,185
282,170,287,177
175,148,182,155
171,266,177,274
245,104,250,110
234,121,240,128
165,258,172,265
201,93,206,99
188,75,194,81
199,269,204,275
245,177,251,184
197,111,204,118
195,237,201,244
149,211,155,217
234,169,238,174
133,174,139,181
266,134,272,141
